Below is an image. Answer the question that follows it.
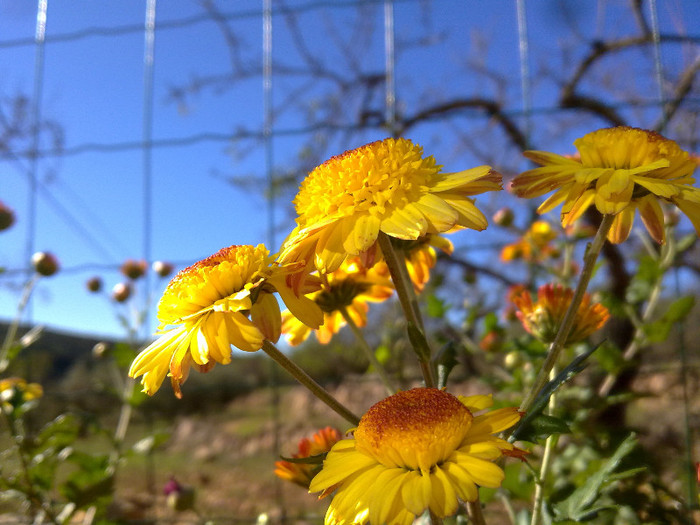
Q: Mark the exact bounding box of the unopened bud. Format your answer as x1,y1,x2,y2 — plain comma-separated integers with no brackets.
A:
493,207,514,227
152,260,174,278
92,342,110,359
31,252,59,277
0,202,15,232
86,276,102,293
112,282,132,303
120,259,147,280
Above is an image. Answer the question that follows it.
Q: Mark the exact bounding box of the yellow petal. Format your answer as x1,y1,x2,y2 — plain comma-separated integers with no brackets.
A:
607,207,635,244
400,470,430,516
637,195,665,244
430,466,459,517
250,292,282,342
414,193,459,231
442,196,489,231
428,165,497,192
595,169,633,215
381,204,428,239
441,461,478,502
451,453,505,488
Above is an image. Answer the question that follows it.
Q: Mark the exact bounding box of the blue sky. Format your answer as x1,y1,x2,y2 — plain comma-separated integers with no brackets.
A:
1,1,698,340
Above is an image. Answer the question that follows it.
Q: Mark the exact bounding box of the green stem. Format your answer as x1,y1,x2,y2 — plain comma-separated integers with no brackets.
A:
466,497,487,525
377,232,435,388
519,214,614,414
530,368,559,525
339,306,396,396
262,340,361,426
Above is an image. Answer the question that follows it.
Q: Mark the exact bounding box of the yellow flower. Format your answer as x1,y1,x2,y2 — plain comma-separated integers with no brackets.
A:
129,244,322,398
0,377,43,411
510,283,609,345
511,126,700,244
275,427,343,489
280,138,502,276
309,388,522,525
500,220,559,262
281,257,394,346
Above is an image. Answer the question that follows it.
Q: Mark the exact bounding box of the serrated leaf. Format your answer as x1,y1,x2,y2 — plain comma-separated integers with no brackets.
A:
554,433,638,521
514,413,570,442
511,345,599,442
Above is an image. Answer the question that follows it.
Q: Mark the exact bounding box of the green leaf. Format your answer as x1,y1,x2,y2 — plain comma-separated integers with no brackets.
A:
643,296,695,343
111,342,137,369
278,452,326,464
663,295,695,323
554,434,639,521
483,312,500,332
426,294,447,318
511,345,598,442
374,345,391,366
434,341,459,389
514,413,570,442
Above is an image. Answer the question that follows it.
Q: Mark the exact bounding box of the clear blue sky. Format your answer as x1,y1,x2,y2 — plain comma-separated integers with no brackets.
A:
1,1,697,340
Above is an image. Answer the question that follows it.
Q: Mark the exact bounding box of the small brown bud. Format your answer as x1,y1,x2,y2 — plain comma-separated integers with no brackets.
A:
152,260,174,278
493,207,514,227
112,282,132,303
31,252,59,277
0,202,15,232
92,342,110,359
86,276,103,293
120,259,147,280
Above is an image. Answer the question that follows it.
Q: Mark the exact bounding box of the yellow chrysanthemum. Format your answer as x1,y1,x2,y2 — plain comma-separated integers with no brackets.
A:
280,138,502,277
500,220,559,262
510,283,609,345
129,244,322,397
281,257,394,346
309,388,522,525
511,126,700,244
275,427,343,489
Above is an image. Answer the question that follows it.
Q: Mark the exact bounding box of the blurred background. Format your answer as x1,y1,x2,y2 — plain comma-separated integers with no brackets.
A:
2,0,698,340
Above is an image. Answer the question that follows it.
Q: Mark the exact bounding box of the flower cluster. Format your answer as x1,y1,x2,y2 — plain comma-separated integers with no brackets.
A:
510,283,610,346
275,427,343,488
126,128,697,524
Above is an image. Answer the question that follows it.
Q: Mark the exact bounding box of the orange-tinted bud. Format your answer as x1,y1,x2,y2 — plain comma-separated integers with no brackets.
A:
31,251,59,277
152,260,174,278
112,282,132,303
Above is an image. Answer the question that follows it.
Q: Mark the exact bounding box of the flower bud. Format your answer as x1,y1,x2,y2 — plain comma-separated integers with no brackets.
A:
31,251,59,277
152,260,174,278
86,276,103,293
0,202,15,231
92,342,110,359
120,259,147,280
492,207,514,227
112,282,132,303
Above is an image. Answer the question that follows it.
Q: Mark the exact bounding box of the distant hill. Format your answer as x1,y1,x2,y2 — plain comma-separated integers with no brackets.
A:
0,321,124,382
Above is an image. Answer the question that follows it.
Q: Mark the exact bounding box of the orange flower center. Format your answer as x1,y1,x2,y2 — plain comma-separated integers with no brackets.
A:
354,388,472,471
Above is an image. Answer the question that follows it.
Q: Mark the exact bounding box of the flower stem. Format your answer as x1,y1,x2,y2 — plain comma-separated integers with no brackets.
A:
467,497,487,525
339,306,396,396
519,213,614,414
262,340,361,426
377,232,435,388
530,368,559,525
